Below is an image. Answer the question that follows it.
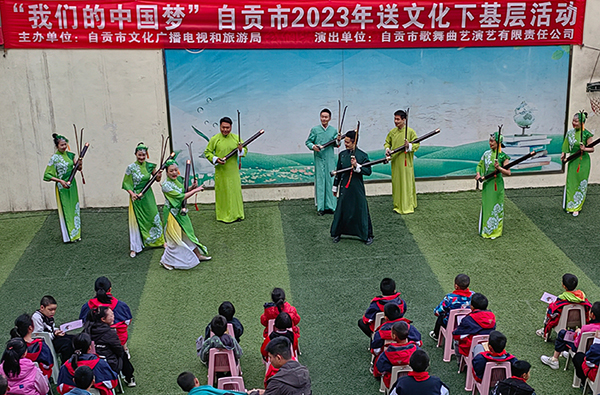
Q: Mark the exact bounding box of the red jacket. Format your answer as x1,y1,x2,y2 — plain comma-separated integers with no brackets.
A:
260,302,300,338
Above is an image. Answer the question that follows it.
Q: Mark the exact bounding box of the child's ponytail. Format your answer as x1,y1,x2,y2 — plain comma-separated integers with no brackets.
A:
1,338,26,378
71,333,92,371
271,288,286,313
9,314,32,339
94,276,113,304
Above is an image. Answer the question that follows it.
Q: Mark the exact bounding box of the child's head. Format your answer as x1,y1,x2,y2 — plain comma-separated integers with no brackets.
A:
94,276,113,304
562,273,578,291
10,314,33,339
380,278,396,296
1,338,27,378
177,372,199,392
470,293,488,310
74,366,94,390
271,288,286,312
384,302,402,321
87,306,113,325
511,360,531,380
39,295,58,319
71,333,92,370
454,274,470,290
391,321,409,342
488,330,507,353
218,301,235,321
591,302,600,320
275,312,292,330
266,337,292,369
409,349,430,373
211,315,227,336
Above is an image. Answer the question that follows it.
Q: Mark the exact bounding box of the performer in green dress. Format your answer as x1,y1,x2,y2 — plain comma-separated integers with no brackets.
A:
43,133,82,243
160,159,210,270
122,143,165,258
561,112,594,217
305,108,339,215
475,132,511,239
204,117,247,223
331,130,374,245
384,110,420,214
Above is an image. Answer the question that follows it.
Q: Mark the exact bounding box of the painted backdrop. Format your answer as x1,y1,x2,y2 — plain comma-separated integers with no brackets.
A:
164,46,570,186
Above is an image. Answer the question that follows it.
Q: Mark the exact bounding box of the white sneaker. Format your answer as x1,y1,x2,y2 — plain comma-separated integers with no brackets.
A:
429,331,439,341
573,211,579,217
541,355,559,369
561,351,570,359
535,328,545,337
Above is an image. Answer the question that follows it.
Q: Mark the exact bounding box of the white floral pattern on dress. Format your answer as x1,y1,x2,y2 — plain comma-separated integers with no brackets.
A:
49,154,70,188
145,213,163,244
567,179,588,210
483,203,503,235
70,202,81,239
566,129,578,152
126,163,145,189
482,150,493,173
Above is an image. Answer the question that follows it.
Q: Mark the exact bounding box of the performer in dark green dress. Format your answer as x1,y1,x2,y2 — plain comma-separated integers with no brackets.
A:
330,130,374,245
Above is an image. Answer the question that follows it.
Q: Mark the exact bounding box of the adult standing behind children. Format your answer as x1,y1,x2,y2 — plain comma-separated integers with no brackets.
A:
390,349,448,395
32,295,75,362
80,277,133,348
305,108,339,215
204,117,247,223
384,109,420,214
0,338,49,395
359,278,407,338
430,274,473,342
260,337,311,395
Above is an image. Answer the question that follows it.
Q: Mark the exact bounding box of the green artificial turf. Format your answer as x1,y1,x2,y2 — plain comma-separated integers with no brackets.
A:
0,186,598,394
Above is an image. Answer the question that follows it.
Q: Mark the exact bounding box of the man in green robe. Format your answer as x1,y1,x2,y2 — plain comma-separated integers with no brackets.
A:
384,110,420,214
204,117,247,223
330,130,374,245
305,108,339,215
562,112,594,217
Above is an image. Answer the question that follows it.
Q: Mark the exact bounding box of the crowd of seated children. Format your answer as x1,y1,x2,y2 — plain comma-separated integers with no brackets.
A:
541,301,600,369
430,274,473,342
572,330,600,384
32,295,74,362
80,276,133,348
10,313,54,379
261,288,300,338
390,349,449,395
371,303,422,356
199,315,243,365
471,330,518,383
452,292,496,357
57,333,118,395
359,278,407,338
0,338,49,395
205,301,244,342
83,306,136,387
492,360,536,395
373,321,419,388
536,273,591,339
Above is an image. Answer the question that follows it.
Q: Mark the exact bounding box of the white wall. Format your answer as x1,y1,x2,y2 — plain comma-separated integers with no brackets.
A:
1,0,599,211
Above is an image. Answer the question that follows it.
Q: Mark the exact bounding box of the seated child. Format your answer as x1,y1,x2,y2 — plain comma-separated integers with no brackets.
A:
10,313,54,378
492,360,536,395
0,338,49,395
177,371,247,395
573,330,600,383
452,293,496,356
374,321,419,388
537,273,591,339
390,349,449,395
64,366,94,395
261,312,298,360
541,301,600,370
472,331,517,383
199,315,243,364
261,288,300,338
359,278,407,338
430,274,473,341
80,276,133,347
204,301,244,342
371,303,422,355
31,295,75,361
57,333,118,395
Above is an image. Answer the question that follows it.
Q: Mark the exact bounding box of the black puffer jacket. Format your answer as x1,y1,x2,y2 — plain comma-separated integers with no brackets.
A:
85,322,123,373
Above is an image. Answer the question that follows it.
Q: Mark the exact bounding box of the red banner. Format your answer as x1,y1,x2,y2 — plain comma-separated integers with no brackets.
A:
0,0,585,49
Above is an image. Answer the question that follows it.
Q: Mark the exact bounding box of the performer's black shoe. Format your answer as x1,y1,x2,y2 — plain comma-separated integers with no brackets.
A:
318,210,325,216
365,237,374,245
324,209,335,214
332,235,341,243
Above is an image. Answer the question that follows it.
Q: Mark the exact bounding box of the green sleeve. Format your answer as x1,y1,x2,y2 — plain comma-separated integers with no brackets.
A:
147,162,157,173
204,136,217,163
409,128,420,152
122,170,134,191
384,130,393,149
561,134,570,154
305,129,316,150
476,156,484,175
584,129,594,144
163,180,185,209
500,152,510,164
43,158,57,182
238,135,248,157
